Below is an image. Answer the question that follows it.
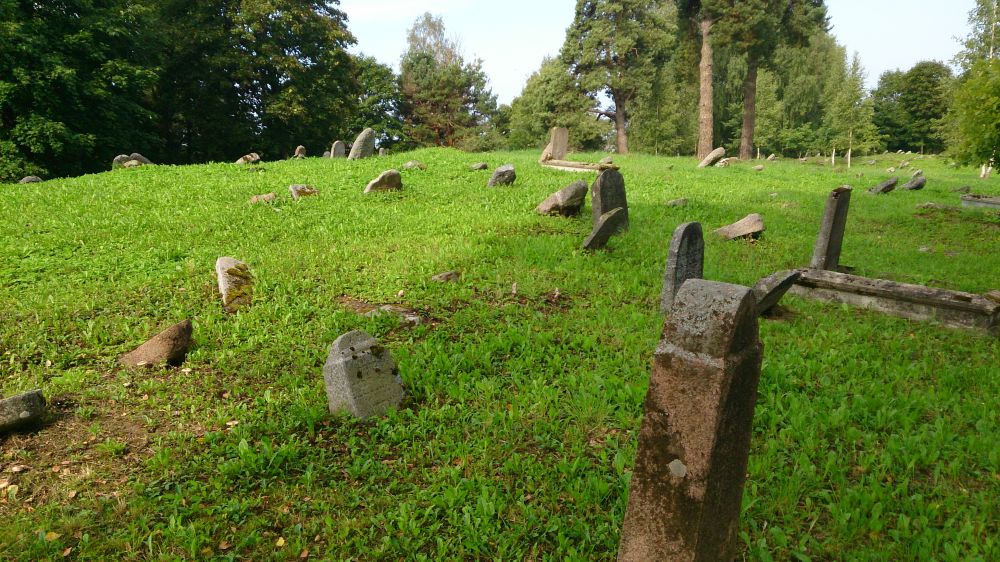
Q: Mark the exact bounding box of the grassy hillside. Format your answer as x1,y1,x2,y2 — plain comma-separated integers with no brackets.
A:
1,149,998,560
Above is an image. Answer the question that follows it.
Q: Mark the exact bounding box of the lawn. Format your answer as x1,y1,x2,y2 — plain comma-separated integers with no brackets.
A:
1,149,998,560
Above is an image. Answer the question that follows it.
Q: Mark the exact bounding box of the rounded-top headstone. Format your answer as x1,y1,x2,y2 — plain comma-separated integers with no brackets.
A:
660,222,704,314
348,128,376,160
322,330,404,419
591,168,628,227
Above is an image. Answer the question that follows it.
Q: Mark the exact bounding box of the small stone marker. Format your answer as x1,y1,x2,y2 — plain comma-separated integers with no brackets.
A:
488,164,516,187
868,177,898,194
364,305,422,326
752,270,802,315
18,176,42,184
323,330,404,419
119,319,193,368
535,180,588,216
599,156,614,165
235,152,260,165
887,167,896,173
402,160,427,170
549,127,569,160
122,159,143,168
112,154,131,168
591,168,628,227
378,147,387,157
293,145,306,159
323,151,331,158
289,184,318,200
431,270,461,283
470,162,489,170
902,176,926,190
0,389,46,433
810,186,852,270
911,169,923,178
618,279,763,562
250,192,276,204
752,164,764,171
660,222,704,314
767,154,777,161
666,198,688,207
216,257,253,313
347,128,376,160
582,207,626,250
714,213,764,240
697,147,726,168
364,170,402,193
331,140,346,158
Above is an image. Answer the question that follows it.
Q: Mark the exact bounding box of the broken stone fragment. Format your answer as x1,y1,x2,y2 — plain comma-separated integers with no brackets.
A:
118,320,193,368
470,162,488,171
714,213,765,240
488,164,516,187
752,270,802,315
216,257,253,312
364,305,422,326
582,207,626,250
289,184,319,200
431,270,461,283
869,177,898,194
902,176,926,190
698,147,725,168
402,160,427,170
535,180,588,216
235,152,261,165
18,176,42,184
249,192,276,204
364,170,402,193
323,330,404,419
0,389,46,433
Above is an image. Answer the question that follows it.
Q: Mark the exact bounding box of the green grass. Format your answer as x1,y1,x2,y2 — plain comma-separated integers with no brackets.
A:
1,149,998,560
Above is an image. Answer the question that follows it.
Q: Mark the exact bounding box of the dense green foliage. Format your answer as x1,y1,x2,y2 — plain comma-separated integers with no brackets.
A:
872,62,954,154
948,59,1000,166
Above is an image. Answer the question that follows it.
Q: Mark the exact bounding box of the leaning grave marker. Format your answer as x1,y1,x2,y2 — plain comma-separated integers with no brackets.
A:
659,222,704,314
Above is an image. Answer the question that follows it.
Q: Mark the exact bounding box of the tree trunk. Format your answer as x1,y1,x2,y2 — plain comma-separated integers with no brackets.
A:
696,17,714,160
739,58,758,160
612,91,629,154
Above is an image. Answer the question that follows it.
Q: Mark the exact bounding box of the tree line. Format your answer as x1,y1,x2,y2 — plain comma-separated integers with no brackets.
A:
2,0,997,182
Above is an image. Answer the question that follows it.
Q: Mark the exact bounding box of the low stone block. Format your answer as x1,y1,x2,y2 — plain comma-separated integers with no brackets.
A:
0,390,46,433
250,192,276,204
216,257,253,313
364,170,403,193
666,198,688,207
582,207,626,250
403,160,427,170
323,330,404,419
289,184,319,200
235,153,261,165
902,176,926,190
470,162,488,171
119,320,193,368
431,271,461,283
869,177,898,194
536,180,588,216
488,164,516,187
18,176,42,184
714,213,765,240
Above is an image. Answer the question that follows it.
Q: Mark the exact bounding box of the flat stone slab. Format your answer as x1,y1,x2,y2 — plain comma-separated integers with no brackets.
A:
536,180,587,216
18,176,42,184
666,198,688,207
752,270,802,315
323,330,404,419
431,270,461,283
582,207,626,250
0,390,46,433
364,170,402,193
868,177,898,194
539,160,609,172
119,320,193,368
698,147,725,168
289,184,318,199
488,164,516,187
790,268,1000,335
235,153,261,165
348,128,376,160
470,162,488,171
752,164,764,171
216,257,253,313
250,192,276,204
402,160,427,170
961,194,1000,209
901,176,926,190
714,213,764,240
660,222,704,314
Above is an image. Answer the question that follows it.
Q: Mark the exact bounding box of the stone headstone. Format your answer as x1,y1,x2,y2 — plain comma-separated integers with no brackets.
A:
591,168,628,227
868,177,898,194
129,152,152,165
250,192,276,204
902,176,926,190
118,320,193,368
618,279,763,562
698,147,726,168
323,151,331,158
535,180,588,216
767,154,776,161
582,207,626,250
364,305,422,326
752,270,802,315
235,152,261,165
215,257,253,313
431,270,461,283
0,389,46,433
289,184,318,200
810,186,852,270
660,222,704,314
323,330,404,419
403,160,427,170
378,147,387,157
714,213,764,240
911,169,923,178
752,164,764,171
294,145,306,159
347,128,376,160
364,169,402,193
550,127,569,160
112,154,131,168
331,140,346,158
18,176,42,184
487,164,516,187
470,162,489,171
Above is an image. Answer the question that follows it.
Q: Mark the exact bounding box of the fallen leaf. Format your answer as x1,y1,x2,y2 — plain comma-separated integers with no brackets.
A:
275,537,286,547
181,368,192,374
52,466,61,473
0,480,8,490
9,465,29,473
44,531,61,541
219,540,231,550
61,547,72,557
67,491,77,499
299,548,309,559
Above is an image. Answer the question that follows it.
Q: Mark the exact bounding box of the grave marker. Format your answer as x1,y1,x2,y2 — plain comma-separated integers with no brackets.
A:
660,222,704,314
809,186,852,270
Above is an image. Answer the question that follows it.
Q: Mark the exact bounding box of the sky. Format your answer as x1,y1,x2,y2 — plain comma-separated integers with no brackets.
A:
338,0,977,105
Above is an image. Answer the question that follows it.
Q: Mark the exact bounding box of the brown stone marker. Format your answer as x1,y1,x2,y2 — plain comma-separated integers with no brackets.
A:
810,186,852,270
618,279,764,562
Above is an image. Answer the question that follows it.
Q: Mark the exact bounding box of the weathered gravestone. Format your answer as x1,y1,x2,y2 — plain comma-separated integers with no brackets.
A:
666,198,688,207
902,176,926,190
323,151,331,158
293,145,306,159
535,180,588,216
582,207,626,250
323,330,404,419
868,177,898,194
810,186,852,270
752,270,802,316
0,389,46,433
378,147,387,157
364,170,402,193
660,222,704,314
403,160,427,170
347,128,376,160
591,168,628,227
752,164,765,171
235,152,261,165
714,213,764,240
18,176,42,184
118,319,193,368
470,162,489,171
215,257,253,313
539,127,570,162
697,147,726,168
618,279,763,562
331,140,346,158
488,164,516,187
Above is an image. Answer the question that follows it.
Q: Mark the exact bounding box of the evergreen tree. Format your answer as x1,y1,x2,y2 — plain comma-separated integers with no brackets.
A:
824,53,882,163
350,55,406,149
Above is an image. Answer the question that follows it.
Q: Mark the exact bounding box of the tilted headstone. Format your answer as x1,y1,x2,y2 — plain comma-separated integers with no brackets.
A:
618,279,763,562
119,319,193,368
488,164,516,187
364,169,402,193
347,128,376,160
752,269,802,315
470,162,488,171
868,177,898,194
660,222,704,314
18,176,42,184
215,257,253,313
331,140,346,158
582,207,626,250
289,184,318,200
591,168,628,228
235,152,260,165
697,147,725,168
535,180,588,216
714,213,764,240
0,389,45,433
810,186,852,270
293,145,306,159
902,176,926,190
323,330,404,419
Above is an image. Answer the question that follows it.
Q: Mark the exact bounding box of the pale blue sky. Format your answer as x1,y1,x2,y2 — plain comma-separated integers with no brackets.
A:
338,0,977,104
